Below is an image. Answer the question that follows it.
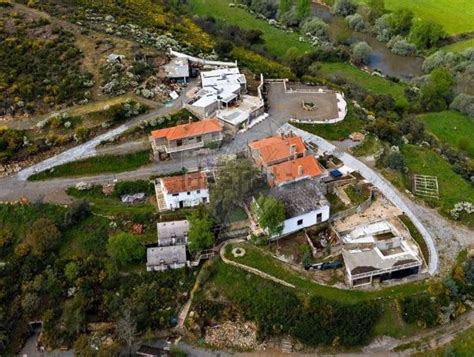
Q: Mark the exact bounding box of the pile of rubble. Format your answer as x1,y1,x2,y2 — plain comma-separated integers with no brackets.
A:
135,79,185,102
0,163,22,178
204,320,263,350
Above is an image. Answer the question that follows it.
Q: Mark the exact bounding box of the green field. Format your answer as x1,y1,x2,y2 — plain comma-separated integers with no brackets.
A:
419,111,474,158
352,134,384,157
441,38,474,53
401,145,474,227
359,0,474,35
190,0,312,58
315,62,408,108
29,150,152,180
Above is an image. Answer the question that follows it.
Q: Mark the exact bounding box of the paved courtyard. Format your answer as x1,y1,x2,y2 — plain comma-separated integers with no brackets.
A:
267,81,344,123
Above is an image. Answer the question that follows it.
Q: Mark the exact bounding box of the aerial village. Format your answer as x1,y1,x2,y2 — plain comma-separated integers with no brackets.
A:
143,50,425,289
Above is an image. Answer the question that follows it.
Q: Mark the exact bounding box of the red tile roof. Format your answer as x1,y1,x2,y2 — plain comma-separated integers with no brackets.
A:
161,172,208,194
249,136,306,166
151,119,223,141
271,155,322,186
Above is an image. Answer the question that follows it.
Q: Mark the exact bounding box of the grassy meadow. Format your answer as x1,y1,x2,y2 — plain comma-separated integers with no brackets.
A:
441,38,474,53
419,111,474,158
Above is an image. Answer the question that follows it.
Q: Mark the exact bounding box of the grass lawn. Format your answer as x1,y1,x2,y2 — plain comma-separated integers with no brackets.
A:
315,62,409,108
293,106,366,140
358,0,474,35
352,134,383,157
441,38,474,53
190,0,312,58
374,300,419,339
29,150,152,180
401,145,474,227
419,111,474,159
345,185,370,205
225,242,428,303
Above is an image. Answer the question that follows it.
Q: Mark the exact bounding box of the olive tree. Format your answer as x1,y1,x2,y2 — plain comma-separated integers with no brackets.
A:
351,41,372,65
300,17,329,38
252,194,285,237
332,0,356,16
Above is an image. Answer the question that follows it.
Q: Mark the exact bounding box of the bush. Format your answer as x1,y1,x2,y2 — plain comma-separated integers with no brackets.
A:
450,93,474,117
300,17,329,39
399,294,439,327
332,0,356,17
346,13,365,32
387,36,417,56
409,20,446,49
351,41,372,65
250,0,278,19
384,151,406,171
374,14,393,42
26,218,62,257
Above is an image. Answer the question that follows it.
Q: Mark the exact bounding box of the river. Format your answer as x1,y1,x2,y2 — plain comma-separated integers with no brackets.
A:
312,2,424,80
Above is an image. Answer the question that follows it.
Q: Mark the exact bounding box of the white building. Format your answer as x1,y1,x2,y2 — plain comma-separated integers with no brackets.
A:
146,220,189,272
155,172,209,211
184,67,264,129
266,178,330,239
340,220,423,287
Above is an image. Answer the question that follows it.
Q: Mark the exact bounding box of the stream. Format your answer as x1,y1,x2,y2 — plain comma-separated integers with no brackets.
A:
312,3,424,80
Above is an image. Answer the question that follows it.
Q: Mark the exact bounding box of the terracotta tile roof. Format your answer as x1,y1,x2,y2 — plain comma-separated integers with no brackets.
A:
150,119,223,141
271,155,322,186
249,136,306,165
161,172,208,194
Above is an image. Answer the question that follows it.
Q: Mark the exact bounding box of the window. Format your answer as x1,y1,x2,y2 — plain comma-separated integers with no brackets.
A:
317,213,323,223
172,193,179,197
196,136,202,142
176,139,182,147
197,190,201,194
297,219,303,226
187,192,191,195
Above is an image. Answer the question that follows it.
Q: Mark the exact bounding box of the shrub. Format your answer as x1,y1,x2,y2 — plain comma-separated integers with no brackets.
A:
399,294,439,327
346,13,365,32
332,0,356,17
384,151,406,171
409,20,446,49
300,17,329,39
387,36,417,56
374,14,393,42
114,180,154,197
351,41,372,65
450,93,474,117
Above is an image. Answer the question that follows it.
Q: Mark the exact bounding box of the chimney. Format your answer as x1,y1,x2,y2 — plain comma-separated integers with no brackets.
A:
290,144,297,157
188,116,193,124
298,165,304,176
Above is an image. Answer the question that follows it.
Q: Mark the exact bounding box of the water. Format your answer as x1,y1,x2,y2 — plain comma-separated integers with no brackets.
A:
311,3,424,80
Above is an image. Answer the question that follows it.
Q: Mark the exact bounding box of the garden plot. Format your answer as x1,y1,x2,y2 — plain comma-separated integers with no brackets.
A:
413,174,439,200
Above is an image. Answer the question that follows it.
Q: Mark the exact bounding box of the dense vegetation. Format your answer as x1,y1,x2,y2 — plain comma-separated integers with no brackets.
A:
0,10,92,116
194,260,382,347
0,203,196,354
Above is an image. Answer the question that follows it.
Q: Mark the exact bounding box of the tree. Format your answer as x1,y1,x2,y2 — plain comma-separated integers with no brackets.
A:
351,41,372,64
117,307,136,356
64,200,91,227
388,37,417,56
188,210,214,253
383,152,405,171
279,0,292,14
367,0,384,24
332,0,356,17
420,67,454,111
251,0,279,19
374,14,393,42
388,9,413,36
253,194,285,237
295,0,310,20
409,20,446,49
300,17,329,38
106,233,145,267
210,158,258,222
26,218,61,257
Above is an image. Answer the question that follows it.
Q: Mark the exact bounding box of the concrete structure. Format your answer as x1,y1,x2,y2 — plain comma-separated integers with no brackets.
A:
339,220,423,287
146,220,190,272
184,67,264,129
163,57,190,83
155,172,209,211
149,118,223,158
267,178,330,239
